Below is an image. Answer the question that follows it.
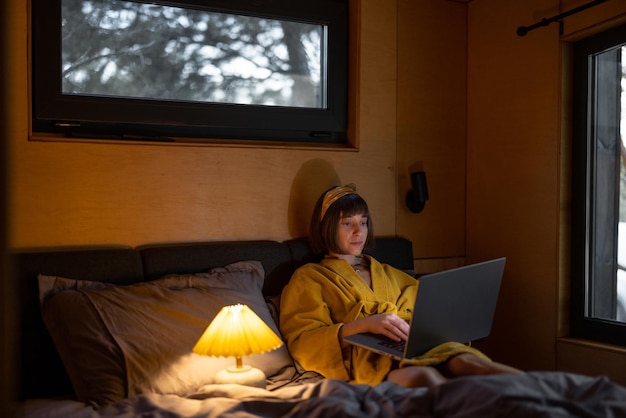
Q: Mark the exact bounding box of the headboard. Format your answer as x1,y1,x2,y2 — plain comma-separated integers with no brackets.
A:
10,236,414,401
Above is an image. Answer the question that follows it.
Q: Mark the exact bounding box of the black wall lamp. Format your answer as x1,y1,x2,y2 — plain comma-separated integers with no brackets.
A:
406,171,428,214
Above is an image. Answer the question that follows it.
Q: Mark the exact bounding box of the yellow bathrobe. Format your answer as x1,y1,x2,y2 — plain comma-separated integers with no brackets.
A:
279,256,489,385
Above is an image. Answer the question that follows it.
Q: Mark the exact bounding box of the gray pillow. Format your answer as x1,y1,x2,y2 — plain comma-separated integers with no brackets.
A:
39,260,294,406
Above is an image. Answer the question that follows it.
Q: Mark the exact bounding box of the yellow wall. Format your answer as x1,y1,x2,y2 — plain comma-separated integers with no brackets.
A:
7,0,403,249
397,0,468,269
466,0,562,373
1,0,14,413
6,0,626,386
467,0,626,381
9,0,472,261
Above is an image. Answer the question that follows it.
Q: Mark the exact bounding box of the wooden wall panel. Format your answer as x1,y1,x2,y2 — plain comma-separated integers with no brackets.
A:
557,339,626,386
467,0,626,377
466,0,561,371
561,0,626,41
7,0,399,249
396,1,468,263
8,0,626,381
1,0,17,415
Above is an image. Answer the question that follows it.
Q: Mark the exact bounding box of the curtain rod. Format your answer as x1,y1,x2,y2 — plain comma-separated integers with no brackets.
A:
517,0,609,37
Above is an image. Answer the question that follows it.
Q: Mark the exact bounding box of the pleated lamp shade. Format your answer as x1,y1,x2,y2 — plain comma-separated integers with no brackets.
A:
193,304,283,388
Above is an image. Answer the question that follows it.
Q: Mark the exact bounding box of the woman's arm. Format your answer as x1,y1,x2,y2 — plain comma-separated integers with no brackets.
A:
279,267,351,380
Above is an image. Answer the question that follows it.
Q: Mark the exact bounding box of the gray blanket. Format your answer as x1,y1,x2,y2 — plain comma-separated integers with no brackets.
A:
18,372,626,418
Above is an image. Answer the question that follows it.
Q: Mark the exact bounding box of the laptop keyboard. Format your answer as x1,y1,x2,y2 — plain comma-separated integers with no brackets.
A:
378,337,405,353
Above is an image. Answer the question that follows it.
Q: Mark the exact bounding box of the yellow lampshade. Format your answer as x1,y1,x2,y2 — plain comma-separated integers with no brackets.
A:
193,304,283,388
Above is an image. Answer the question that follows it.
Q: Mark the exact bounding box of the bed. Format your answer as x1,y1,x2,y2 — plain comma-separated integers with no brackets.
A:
11,237,626,418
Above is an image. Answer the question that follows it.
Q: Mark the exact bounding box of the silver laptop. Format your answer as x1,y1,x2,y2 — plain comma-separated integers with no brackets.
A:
343,257,506,360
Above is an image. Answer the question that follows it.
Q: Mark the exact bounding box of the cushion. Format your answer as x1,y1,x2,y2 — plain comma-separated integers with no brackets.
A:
38,260,294,406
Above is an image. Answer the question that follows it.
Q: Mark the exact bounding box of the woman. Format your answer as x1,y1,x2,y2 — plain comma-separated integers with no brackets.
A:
279,185,521,388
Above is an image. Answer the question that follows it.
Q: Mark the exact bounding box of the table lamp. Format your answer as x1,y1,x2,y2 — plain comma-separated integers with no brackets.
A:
193,303,283,388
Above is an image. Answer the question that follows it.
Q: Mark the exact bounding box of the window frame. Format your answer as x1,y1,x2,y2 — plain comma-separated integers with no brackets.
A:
30,0,350,145
571,22,626,346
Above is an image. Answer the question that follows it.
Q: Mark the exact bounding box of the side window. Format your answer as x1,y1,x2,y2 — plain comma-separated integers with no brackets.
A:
31,0,349,144
571,23,626,346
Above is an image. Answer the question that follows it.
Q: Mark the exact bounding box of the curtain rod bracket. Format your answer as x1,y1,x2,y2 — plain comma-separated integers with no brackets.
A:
517,0,608,37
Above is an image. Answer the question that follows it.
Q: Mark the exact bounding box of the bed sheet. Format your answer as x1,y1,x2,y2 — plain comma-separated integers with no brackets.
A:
17,372,626,418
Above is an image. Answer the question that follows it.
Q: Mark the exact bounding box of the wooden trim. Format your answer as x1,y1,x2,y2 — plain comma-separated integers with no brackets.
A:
556,338,626,386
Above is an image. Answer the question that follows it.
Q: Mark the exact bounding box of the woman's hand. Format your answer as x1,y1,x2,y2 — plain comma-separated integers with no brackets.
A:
340,313,409,342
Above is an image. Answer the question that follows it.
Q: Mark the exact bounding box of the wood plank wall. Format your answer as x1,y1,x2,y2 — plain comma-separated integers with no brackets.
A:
5,0,626,383
466,0,626,380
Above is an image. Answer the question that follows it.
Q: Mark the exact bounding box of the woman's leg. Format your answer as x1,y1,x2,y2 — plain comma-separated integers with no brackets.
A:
443,353,523,378
387,354,523,388
386,366,447,388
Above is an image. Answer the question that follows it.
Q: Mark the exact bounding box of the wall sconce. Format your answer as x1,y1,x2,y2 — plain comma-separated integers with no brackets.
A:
406,171,429,213
193,304,283,388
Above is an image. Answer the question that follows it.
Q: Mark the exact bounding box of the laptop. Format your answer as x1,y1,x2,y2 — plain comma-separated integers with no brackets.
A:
343,257,506,360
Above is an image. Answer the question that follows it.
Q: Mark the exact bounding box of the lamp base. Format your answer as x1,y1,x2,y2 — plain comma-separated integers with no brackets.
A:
214,365,266,388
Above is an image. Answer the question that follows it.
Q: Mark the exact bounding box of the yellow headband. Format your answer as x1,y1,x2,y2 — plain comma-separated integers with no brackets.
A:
320,186,358,222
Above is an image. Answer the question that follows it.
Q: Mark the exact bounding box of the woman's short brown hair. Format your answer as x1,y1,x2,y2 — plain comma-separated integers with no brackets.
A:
309,187,375,254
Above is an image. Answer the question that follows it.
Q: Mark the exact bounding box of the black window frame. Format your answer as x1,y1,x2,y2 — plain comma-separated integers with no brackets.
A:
571,22,626,347
31,0,349,144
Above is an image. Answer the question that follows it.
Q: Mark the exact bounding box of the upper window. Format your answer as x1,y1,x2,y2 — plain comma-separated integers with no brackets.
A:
571,23,626,346
31,0,349,144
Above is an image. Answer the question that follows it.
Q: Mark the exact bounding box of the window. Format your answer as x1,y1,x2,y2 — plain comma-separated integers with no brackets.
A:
31,0,349,144
571,23,626,346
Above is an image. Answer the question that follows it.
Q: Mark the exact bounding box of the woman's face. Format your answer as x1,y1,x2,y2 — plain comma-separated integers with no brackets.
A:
333,213,368,256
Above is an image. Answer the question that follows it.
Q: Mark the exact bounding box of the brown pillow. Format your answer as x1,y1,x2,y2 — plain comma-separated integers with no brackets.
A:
38,280,126,406
39,260,294,406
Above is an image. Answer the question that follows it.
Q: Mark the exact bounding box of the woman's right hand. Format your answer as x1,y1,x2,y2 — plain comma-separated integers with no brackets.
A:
340,313,409,342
